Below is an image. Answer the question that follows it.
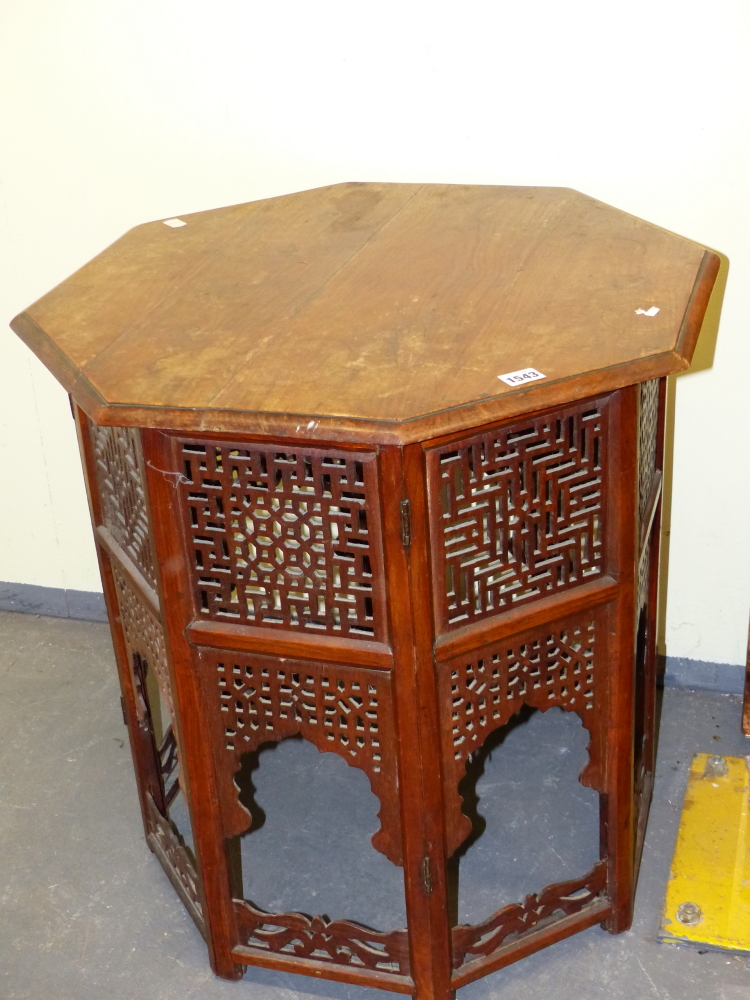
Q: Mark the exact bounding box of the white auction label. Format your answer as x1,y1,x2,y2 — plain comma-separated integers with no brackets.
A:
498,367,546,387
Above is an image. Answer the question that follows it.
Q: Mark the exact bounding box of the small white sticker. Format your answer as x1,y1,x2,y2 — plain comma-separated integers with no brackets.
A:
498,367,546,387
635,306,660,316
163,218,186,228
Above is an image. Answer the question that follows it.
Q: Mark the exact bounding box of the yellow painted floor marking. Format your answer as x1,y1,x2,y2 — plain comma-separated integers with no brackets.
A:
660,753,750,952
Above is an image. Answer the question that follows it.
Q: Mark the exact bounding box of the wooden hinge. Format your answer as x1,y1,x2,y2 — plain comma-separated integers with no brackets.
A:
421,855,433,895
400,499,412,548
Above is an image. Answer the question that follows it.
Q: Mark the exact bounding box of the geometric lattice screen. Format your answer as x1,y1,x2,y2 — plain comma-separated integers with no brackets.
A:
427,400,607,633
90,423,158,590
637,379,660,528
175,440,387,641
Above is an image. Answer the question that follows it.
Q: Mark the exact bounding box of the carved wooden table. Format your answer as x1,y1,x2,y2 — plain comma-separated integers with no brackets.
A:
12,183,719,999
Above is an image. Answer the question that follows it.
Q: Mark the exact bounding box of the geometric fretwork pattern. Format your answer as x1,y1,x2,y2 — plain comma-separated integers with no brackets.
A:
175,439,386,641
146,794,205,935
90,423,158,590
451,860,607,969
112,565,174,719
110,568,201,931
427,400,607,633
448,619,596,760
234,899,409,976
439,614,601,856
637,379,660,529
637,534,652,615
197,649,402,866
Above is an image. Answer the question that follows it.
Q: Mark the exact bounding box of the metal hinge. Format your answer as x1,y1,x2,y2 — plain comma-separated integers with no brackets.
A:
421,856,433,895
120,696,129,727
400,499,412,548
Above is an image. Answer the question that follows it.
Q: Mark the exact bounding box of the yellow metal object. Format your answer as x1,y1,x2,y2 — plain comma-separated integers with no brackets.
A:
660,753,750,952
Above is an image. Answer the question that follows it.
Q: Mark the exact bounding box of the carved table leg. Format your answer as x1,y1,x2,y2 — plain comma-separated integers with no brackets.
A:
382,445,455,1000
602,386,640,934
142,429,244,981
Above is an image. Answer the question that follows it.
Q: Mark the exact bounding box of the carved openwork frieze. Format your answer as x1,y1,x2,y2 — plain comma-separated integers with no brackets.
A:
427,400,607,633
439,613,602,856
146,794,205,935
175,439,386,641
90,423,157,590
451,860,607,969
197,649,402,866
234,898,409,976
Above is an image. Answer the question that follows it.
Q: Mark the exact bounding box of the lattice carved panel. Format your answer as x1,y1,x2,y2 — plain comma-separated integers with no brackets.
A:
234,899,409,976
112,566,174,720
146,794,205,934
196,649,402,866
112,572,201,927
439,613,603,856
159,726,180,809
90,424,157,590
638,379,660,528
637,534,652,616
175,439,386,641
451,860,607,969
427,400,607,633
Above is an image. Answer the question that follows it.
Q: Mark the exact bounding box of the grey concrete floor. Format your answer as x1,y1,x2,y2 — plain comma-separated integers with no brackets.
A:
1,609,749,1000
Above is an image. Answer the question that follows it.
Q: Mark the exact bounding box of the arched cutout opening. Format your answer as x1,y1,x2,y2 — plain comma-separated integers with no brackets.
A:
230,736,406,931
451,705,600,927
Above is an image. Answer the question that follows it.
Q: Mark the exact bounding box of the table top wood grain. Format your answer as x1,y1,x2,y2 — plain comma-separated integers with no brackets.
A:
11,182,719,444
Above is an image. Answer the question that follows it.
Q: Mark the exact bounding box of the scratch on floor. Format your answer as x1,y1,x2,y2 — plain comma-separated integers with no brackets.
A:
637,956,671,999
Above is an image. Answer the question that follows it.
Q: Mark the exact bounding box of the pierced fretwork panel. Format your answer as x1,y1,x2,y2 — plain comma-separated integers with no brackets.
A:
175,440,386,641
638,379,660,528
146,794,205,934
90,424,157,591
235,899,409,977
451,860,607,969
637,534,652,616
158,725,180,809
439,613,602,856
112,566,174,719
427,400,607,633
111,570,204,929
197,649,402,866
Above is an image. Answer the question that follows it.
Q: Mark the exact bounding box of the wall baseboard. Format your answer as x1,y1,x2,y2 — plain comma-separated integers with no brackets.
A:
1,581,747,695
0,581,107,623
664,656,745,696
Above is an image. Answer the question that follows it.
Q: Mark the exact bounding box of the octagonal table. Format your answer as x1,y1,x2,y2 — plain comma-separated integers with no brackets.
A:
11,182,719,999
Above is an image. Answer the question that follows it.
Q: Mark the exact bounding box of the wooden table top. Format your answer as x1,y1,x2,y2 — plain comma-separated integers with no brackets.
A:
12,182,719,444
